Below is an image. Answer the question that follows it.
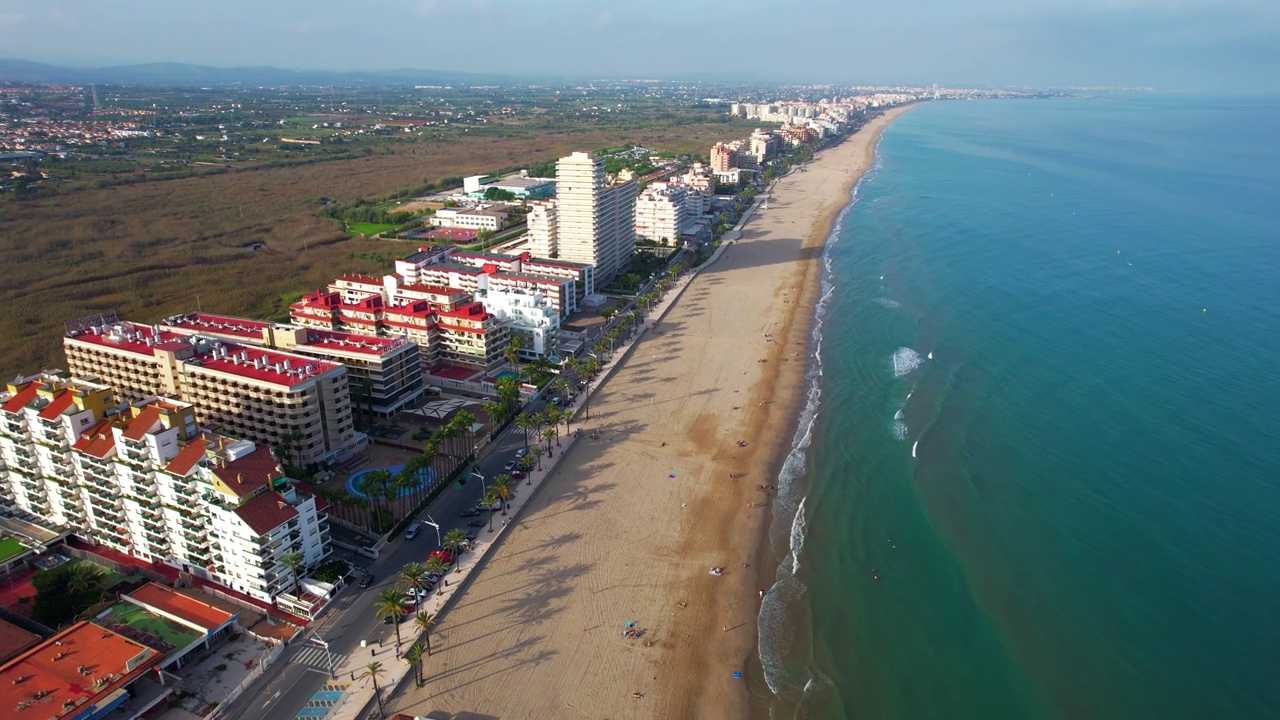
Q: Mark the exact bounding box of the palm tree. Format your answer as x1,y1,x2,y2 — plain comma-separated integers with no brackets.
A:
399,562,428,613
492,474,513,515
516,412,536,450
404,641,427,688
364,661,386,718
374,588,407,648
280,551,305,597
443,528,468,564
531,445,545,471
414,611,438,656
518,454,536,485
425,556,449,587
482,492,499,532
541,428,557,457
546,407,563,446
66,562,105,599
561,408,576,436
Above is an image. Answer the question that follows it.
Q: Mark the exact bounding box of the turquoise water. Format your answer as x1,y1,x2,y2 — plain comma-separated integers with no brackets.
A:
760,96,1280,719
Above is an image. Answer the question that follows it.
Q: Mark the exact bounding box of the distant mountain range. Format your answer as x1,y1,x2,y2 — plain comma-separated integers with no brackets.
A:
0,59,533,87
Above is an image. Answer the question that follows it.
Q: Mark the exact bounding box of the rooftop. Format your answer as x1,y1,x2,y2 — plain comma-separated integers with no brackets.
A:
65,321,192,358
162,313,269,340
212,445,282,499
296,328,407,358
190,340,342,387
0,618,39,665
0,621,160,720
125,583,237,634
233,491,299,535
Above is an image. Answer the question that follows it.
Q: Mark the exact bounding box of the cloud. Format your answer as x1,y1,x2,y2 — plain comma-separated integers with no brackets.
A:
414,0,492,18
0,13,28,27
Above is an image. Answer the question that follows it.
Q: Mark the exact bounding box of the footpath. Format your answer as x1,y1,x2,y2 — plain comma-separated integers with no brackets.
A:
322,234,740,720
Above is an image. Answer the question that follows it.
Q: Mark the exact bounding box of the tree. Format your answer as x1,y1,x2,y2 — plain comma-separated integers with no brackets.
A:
546,407,563,446
32,562,106,628
492,474,513,516
414,612,438,657
600,306,617,322
443,528,468,564
404,641,427,688
561,408,577,436
482,400,506,428
531,444,545,471
426,555,449,581
518,454,536,485
365,661,386,718
281,551,305,597
482,492,499,532
516,412,536,451
374,588,407,648
495,375,522,416
541,427,557,457
399,562,428,614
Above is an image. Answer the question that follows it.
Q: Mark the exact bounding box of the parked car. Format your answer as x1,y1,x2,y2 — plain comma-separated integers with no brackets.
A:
459,508,482,518
359,574,374,589
503,460,517,471
512,471,527,480
404,522,422,540
466,519,486,528
515,447,528,459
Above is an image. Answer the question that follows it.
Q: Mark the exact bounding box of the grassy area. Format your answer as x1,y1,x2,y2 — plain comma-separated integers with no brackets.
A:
0,119,748,377
0,536,27,563
348,222,397,236
104,601,202,648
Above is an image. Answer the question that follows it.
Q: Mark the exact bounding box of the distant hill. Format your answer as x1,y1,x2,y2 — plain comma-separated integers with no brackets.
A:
0,59,533,87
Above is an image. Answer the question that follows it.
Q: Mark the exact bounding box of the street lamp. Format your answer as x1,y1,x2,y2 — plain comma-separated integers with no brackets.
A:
309,633,336,678
422,516,441,547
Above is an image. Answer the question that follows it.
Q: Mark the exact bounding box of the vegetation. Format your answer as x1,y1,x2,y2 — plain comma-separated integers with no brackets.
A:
313,559,349,584
374,588,407,648
31,561,107,628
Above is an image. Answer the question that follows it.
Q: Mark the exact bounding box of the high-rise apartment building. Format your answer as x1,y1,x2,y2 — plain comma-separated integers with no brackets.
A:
552,152,638,284
634,182,688,246
0,376,332,603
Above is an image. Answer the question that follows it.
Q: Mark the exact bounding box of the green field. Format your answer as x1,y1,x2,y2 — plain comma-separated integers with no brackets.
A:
0,536,27,563
103,602,202,648
348,223,397,236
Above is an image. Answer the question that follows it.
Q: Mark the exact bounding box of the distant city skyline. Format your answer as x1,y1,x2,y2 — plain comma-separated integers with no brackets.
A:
0,0,1277,92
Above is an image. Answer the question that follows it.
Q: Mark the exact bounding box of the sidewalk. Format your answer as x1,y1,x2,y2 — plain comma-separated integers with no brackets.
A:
324,266,705,720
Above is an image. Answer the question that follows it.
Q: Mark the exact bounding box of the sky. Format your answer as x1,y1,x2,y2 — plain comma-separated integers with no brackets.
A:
0,0,1277,91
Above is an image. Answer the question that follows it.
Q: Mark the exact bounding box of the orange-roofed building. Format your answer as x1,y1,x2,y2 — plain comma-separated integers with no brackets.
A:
0,621,166,720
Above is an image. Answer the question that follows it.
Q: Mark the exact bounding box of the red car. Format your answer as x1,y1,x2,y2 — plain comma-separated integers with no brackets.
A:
429,550,454,565
512,471,527,479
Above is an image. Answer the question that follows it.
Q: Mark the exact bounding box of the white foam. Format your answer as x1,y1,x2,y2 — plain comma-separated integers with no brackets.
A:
928,351,934,360
789,497,808,574
894,409,905,420
873,297,901,309
912,439,919,458
893,347,924,377
891,419,908,441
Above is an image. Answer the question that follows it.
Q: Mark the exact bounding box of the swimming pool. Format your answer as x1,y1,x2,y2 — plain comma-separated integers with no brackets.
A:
345,465,436,499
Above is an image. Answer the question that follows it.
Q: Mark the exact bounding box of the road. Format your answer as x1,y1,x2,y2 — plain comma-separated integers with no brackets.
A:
220,395,551,720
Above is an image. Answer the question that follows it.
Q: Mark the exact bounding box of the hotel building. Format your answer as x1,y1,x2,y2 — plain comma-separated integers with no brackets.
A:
159,313,424,418
63,320,357,465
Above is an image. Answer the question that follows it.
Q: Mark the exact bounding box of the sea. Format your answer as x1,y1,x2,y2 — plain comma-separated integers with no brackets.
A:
758,94,1280,720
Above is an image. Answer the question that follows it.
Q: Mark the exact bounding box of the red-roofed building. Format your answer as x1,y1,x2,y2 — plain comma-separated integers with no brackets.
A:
0,618,40,665
161,313,423,418
0,621,166,720
64,320,358,465
125,583,237,639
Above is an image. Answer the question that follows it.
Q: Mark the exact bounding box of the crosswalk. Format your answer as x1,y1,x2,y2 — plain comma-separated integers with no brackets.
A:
291,645,347,672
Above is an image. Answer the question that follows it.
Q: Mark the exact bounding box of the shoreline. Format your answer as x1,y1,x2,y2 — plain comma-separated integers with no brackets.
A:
384,104,919,720
731,105,919,719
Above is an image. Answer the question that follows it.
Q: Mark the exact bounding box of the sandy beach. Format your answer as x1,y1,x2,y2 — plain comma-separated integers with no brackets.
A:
388,104,916,720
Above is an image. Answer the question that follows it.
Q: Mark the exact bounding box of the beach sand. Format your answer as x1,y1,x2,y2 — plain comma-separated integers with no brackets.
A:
388,104,916,720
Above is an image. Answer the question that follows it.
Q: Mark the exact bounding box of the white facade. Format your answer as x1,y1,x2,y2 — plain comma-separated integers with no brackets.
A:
0,379,332,604
474,282,562,359
634,182,688,246
553,151,637,284
431,206,507,231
